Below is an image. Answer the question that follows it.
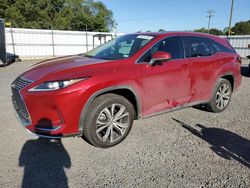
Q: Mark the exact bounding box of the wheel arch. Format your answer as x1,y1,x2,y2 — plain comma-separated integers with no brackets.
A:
221,74,234,91
78,86,141,133
206,72,234,113
209,72,235,101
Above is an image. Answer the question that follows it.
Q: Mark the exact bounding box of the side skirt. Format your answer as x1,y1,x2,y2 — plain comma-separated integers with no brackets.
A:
143,100,209,119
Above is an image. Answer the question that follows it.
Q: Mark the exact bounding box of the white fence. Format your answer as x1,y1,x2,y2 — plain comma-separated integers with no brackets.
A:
5,28,250,58
5,28,123,59
225,35,250,58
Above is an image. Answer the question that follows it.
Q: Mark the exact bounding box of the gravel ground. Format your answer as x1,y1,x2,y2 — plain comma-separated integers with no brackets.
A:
0,60,249,188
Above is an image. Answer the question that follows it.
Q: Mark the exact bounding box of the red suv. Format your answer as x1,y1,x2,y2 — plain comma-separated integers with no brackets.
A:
11,32,241,148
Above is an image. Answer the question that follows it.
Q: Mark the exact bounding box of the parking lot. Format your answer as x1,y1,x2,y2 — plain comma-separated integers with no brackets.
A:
0,60,249,188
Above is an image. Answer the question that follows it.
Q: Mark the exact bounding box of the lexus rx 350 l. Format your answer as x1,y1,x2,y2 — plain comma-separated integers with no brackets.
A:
11,32,241,148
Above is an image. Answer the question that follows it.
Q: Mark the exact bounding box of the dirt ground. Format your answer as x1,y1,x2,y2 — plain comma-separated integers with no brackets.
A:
0,60,249,188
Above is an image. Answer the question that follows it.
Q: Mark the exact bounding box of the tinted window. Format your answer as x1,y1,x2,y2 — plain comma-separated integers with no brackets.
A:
138,36,184,62
138,50,152,63
209,39,236,54
185,36,214,57
153,37,184,59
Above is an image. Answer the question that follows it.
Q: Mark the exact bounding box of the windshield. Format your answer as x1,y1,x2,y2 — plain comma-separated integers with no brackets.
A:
84,34,155,60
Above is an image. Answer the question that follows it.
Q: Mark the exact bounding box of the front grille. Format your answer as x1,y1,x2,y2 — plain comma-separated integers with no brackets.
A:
12,76,33,90
11,77,33,126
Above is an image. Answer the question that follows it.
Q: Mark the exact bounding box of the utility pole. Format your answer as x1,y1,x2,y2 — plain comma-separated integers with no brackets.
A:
207,10,215,34
115,23,118,38
85,25,88,52
48,0,55,57
51,23,55,57
228,0,234,36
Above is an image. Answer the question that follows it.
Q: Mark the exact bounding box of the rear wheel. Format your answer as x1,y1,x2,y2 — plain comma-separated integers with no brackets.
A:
82,93,134,148
248,63,250,74
205,78,232,113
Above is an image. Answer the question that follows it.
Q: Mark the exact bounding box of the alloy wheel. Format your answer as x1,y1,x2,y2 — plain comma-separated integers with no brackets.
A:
215,83,231,109
96,103,130,143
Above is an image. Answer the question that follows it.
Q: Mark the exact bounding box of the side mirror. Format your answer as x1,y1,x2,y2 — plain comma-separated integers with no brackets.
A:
148,51,171,66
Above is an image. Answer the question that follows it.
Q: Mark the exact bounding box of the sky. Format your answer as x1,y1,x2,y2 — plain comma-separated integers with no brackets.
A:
100,0,250,33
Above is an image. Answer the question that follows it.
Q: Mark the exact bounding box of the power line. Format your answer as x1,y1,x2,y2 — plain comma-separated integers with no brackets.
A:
207,10,215,34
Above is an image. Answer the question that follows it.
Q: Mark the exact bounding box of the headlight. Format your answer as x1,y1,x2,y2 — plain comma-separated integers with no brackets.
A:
29,78,87,91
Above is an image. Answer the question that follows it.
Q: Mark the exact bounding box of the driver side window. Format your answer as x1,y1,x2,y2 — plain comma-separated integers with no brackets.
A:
138,36,184,63
138,50,152,63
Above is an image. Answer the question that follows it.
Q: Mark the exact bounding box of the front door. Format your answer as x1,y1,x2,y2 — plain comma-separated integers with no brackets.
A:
138,36,191,116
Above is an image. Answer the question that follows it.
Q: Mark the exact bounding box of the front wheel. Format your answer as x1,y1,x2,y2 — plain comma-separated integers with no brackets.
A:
205,78,232,113
82,93,134,148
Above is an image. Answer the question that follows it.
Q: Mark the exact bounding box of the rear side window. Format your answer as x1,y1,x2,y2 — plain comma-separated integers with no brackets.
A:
209,39,236,54
184,36,214,57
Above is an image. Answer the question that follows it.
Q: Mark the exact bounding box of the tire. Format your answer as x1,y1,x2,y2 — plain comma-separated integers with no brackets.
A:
248,63,250,75
15,58,22,62
82,93,134,148
205,78,232,113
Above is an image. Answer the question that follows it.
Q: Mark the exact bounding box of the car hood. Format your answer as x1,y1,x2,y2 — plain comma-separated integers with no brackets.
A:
21,55,120,81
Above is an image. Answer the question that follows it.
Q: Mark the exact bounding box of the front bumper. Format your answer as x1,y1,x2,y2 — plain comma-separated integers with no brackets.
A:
11,77,86,137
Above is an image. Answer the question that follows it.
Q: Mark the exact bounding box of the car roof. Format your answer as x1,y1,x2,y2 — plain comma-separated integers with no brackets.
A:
133,31,219,38
132,31,229,46
130,31,232,50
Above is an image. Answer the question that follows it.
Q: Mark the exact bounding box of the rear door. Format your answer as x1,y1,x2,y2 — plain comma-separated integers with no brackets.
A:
183,36,222,102
139,36,192,116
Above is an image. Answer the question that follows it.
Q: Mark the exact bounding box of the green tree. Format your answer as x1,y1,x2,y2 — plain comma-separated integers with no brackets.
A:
0,0,114,32
158,29,165,32
194,27,225,35
69,0,114,31
231,20,250,35
193,27,207,33
209,28,224,35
